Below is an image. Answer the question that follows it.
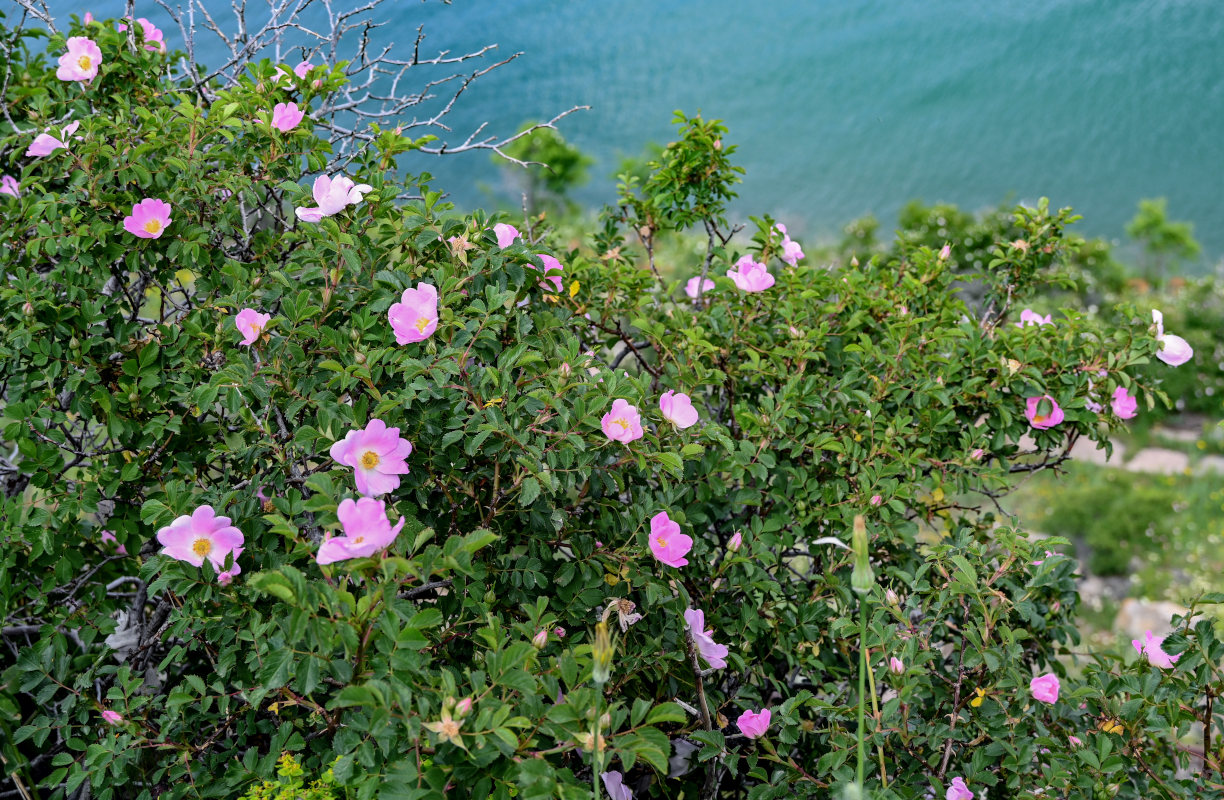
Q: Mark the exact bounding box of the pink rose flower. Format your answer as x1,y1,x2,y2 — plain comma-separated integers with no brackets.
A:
1016,308,1053,327
294,60,314,79
970,448,985,461
1032,550,1056,566
1030,672,1060,704
84,12,95,24
648,511,692,568
726,255,775,292
234,308,271,346
736,707,771,738
217,561,241,585
101,710,123,725
727,531,743,552
528,253,564,292
1069,735,1084,747
945,777,975,800
889,656,904,675
56,37,102,82
684,607,728,669
659,390,699,429
493,223,521,248
1025,395,1064,430
100,529,127,555
601,399,643,443
316,497,405,564
118,18,166,52
1132,630,1181,669
775,224,804,266
295,174,373,222
26,121,81,158
870,494,883,506
271,101,305,132
1111,386,1137,419
122,198,172,239
330,419,413,497
685,275,715,299
0,175,19,198
553,626,566,638
1152,309,1193,367
600,772,632,800
156,504,244,573
388,282,439,344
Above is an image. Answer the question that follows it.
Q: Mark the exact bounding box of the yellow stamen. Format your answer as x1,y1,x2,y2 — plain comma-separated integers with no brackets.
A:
77,55,93,70
143,218,162,234
612,417,628,430
415,316,431,333
656,537,668,548
360,450,380,470
191,538,213,557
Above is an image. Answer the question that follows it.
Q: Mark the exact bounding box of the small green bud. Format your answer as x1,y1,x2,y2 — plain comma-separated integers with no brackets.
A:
850,515,875,595
592,620,613,686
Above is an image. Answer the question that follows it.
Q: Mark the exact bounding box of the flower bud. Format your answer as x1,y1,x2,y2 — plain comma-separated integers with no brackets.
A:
454,697,473,717
22,301,34,316
727,531,743,552
553,626,566,638
531,629,548,649
889,656,904,675
850,515,875,595
592,620,613,686
939,243,951,261
870,494,882,507
885,589,900,606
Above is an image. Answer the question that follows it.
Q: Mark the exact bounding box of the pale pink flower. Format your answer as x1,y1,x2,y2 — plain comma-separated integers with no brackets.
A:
726,255,775,292
727,531,743,552
1132,630,1180,669
388,283,439,344
271,101,304,132
493,223,521,248
648,511,692,568
684,607,728,669
1030,672,1060,704
529,253,564,292
118,18,166,52
294,60,314,79
0,176,18,198
685,275,715,298
26,121,80,157
101,710,123,725
1016,308,1053,327
295,174,373,222
659,390,699,429
1152,310,1193,367
1111,386,1137,419
889,656,904,675
601,399,644,443
1025,395,1064,430
775,224,804,266
122,198,172,239
100,530,127,555
316,497,405,564
330,419,413,497
156,505,244,572
234,308,271,346
736,707,771,738
56,37,102,82
945,777,975,800
600,772,633,800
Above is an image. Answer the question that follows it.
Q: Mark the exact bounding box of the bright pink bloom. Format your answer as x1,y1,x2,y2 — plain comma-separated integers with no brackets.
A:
1133,630,1180,669
684,607,728,669
0,176,18,198
388,283,439,344
330,419,413,497
100,530,127,555
26,121,80,157
118,18,166,52
945,777,975,800
1016,308,1053,327
234,308,271,346
156,505,244,572
56,37,102,82
648,511,692,568
271,101,305,132
727,531,743,552
889,656,904,675
1152,310,1193,366
101,710,123,725
1111,386,1137,419
600,772,632,800
601,399,643,443
295,174,372,222
553,626,566,638
726,255,775,292
122,198,172,239
316,497,405,564
736,707,771,738
1025,395,1064,430
685,275,715,298
1030,672,1060,704
294,60,314,79
659,390,699,429
529,254,563,292
493,223,520,248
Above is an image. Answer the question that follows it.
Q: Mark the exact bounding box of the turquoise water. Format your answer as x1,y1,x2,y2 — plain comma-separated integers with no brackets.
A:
42,1,1224,262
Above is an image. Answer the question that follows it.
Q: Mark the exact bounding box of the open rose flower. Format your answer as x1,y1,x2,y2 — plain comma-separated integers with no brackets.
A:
1016,308,1053,327
684,607,728,669
685,275,715,298
270,101,305,132
945,777,975,800
330,419,413,497
156,505,244,575
295,174,372,222
601,399,643,443
122,198,172,239
1030,672,1060,704
0,176,19,198
727,255,775,292
56,37,102,82
118,18,167,52
100,530,127,555
1111,386,1137,419
600,771,632,800
1133,630,1181,669
316,497,405,564
388,282,439,344
659,390,699,429
234,308,271,346
648,511,692,568
736,708,771,738
528,254,563,292
26,121,81,158
493,223,521,248
1025,394,1064,430
1152,309,1194,367
775,223,804,266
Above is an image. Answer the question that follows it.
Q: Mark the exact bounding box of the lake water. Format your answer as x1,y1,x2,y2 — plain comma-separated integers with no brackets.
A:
40,1,1224,264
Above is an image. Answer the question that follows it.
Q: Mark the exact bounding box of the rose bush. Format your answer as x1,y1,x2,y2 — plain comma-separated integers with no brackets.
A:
2,9,1223,800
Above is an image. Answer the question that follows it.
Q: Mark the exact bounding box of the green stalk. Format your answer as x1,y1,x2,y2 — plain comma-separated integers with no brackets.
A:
856,594,867,789
592,686,602,799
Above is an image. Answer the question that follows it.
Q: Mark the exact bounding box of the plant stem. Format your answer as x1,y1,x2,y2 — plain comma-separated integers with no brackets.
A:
865,643,888,787
857,593,868,789
592,685,602,799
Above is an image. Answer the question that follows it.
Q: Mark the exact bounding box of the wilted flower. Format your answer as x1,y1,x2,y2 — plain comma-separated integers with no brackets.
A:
101,710,123,725
156,505,244,574
57,37,102,82
736,707,771,738
1133,630,1180,669
295,174,372,222
603,598,644,631
1152,309,1193,367
234,308,271,346
122,198,172,239
388,283,439,344
330,420,412,497
1016,308,1053,327
1111,386,1137,419
1025,395,1064,430
118,17,166,52
726,255,775,292
659,390,699,429
26,121,81,157
648,511,692,568
423,707,465,748
270,101,305,132
1030,672,1060,704
0,175,19,198
600,771,632,800
685,275,715,298
601,399,643,443
493,222,521,248
316,497,405,564
684,607,728,669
